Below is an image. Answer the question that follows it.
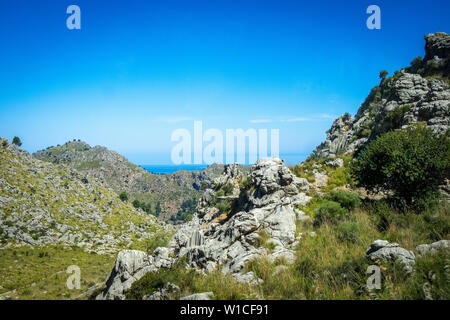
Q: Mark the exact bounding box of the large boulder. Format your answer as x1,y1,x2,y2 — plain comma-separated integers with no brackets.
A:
311,33,450,159
97,248,175,300
366,240,415,273
416,240,450,257
171,157,311,280
100,157,311,299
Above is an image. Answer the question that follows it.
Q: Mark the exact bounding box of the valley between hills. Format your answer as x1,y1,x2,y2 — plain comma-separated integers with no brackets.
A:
0,32,449,300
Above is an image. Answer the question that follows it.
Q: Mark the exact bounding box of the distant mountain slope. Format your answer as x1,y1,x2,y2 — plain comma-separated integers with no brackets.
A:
312,32,450,159
0,137,164,254
33,141,242,219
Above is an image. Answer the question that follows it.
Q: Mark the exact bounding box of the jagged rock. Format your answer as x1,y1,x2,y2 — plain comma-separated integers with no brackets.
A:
293,176,309,191
97,250,154,300
233,271,263,285
172,157,311,277
416,240,450,257
313,169,328,188
312,33,450,160
97,248,176,300
325,158,344,168
144,282,180,300
32,140,242,218
268,247,296,264
98,157,310,299
366,240,415,273
0,137,160,252
180,292,214,300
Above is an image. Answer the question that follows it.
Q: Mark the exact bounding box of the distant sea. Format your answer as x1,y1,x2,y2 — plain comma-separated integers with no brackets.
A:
141,164,208,174
140,154,308,174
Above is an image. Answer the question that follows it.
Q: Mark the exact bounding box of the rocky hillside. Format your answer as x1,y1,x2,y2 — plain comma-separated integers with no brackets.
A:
97,158,312,299
312,32,449,159
33,141,236,220
97,156,449,300
0,137,165,254
94,32,449,301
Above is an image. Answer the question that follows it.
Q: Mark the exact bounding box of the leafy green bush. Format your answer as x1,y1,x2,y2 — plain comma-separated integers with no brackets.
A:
313,200,348,226
119,192,128,202
216,183,234,197
368,200,394,232
239,177,253,190
336,221,361,243
351,126,450,210
419,213,450,242
145,233,171,254
12,136,22,147
216,198,233,214
400,250,450,299
384,104,410,129
325,190,361,211
173,198,197,222
126,259,195,300
132,199,141,208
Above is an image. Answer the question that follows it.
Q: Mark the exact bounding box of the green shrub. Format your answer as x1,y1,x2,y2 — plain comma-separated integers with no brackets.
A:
12,136,22,147
119,192,128,202
326,190,361,211
351,126,450,210
216,183,234,197
126,262,194,300
400,250,450,299
379,70,388,79
132,199,141,208
216,198,233,214
313,200,348,226
239,177,253,190
385,104,410,129
336,221,361,243
368,200,394,232
145,233,171,254
173,198,197,221
419,213,450,242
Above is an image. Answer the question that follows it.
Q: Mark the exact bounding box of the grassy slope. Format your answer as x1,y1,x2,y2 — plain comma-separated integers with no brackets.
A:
33,141,202,219
127,157,450,300
0,139,171,299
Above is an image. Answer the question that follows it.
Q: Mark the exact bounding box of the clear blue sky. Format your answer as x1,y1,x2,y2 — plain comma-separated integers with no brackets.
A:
0,0,449,164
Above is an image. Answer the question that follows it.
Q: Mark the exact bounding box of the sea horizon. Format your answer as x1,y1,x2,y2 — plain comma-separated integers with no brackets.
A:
141,153,309,174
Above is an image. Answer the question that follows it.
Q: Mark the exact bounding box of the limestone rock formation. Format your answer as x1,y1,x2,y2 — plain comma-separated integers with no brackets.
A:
416,240,450,257
366,240,415,273
312,32,450,159
33,141,241,219
98,157,312,299
171,158,311,275
0,137,161,254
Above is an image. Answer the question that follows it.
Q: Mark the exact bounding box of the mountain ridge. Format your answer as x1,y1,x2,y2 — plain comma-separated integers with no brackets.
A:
33,141,243,220
311,32,450,159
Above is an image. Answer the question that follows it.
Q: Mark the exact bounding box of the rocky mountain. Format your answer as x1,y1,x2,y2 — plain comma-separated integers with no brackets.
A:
33,141,240,220
97,158,312,299
94,32,450,301
97,156,449,300
0,137,166,254
312,32,450,159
